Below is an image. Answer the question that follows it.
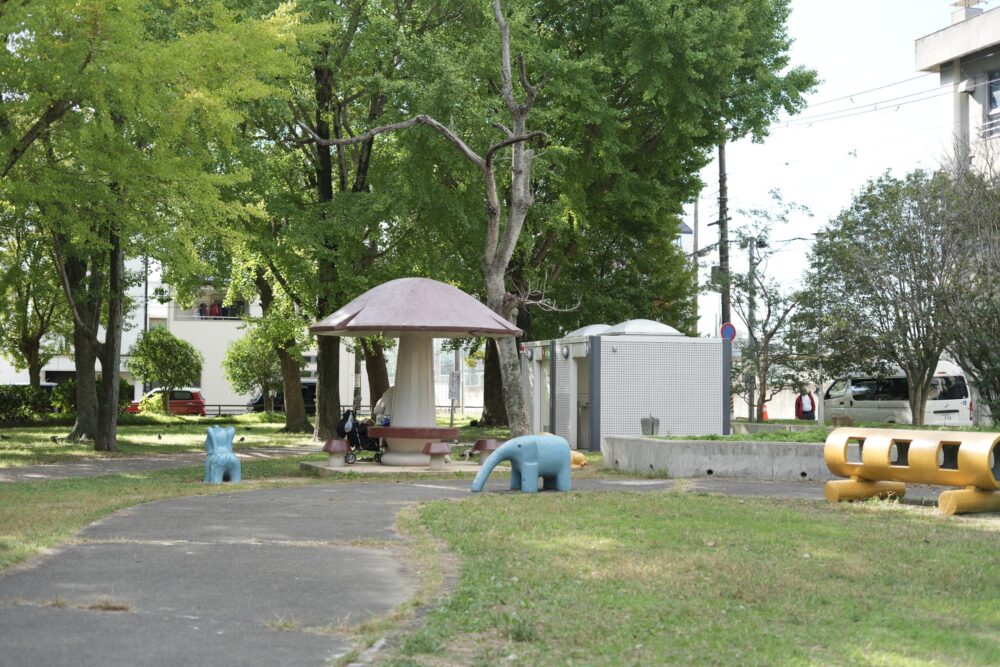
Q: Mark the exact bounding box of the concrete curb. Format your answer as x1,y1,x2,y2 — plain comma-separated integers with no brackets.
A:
603,436,833,482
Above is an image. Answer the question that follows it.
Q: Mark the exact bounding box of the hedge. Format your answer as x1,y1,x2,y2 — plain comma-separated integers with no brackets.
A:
0,385,52,423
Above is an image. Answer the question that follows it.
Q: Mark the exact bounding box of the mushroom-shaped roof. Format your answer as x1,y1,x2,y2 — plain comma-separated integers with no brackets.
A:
604,319,683,336
564,323,612,338
310,277,522,338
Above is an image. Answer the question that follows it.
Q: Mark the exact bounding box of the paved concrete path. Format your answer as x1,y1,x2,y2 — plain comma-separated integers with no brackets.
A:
0,447,317,483
0,481,474,666
1,471,994,665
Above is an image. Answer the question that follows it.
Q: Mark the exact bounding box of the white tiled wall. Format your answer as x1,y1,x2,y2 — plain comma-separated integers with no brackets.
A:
598,337,724,437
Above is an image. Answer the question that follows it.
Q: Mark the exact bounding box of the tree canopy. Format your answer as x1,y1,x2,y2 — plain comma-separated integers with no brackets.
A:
126,328,204,413
223,328,283,411
798,170,964,425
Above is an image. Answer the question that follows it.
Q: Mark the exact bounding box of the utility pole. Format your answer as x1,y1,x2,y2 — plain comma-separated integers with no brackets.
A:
692,197,699,326
718,141,731,326
745,234,768,421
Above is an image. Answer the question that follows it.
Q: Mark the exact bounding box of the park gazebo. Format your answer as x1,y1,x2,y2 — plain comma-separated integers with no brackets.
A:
310,277,521,466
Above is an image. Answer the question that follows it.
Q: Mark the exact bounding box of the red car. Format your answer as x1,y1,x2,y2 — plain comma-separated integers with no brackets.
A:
128,388,207,416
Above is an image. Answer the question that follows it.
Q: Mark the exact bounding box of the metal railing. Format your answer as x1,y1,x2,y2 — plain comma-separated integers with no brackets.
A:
201,404,485,418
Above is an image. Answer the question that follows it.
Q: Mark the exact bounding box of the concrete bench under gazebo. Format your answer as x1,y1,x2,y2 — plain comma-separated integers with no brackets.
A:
310,277,521,466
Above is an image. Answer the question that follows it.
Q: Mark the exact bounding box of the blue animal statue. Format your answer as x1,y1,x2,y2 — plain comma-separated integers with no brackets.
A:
204,426,241,484
471,434,572,493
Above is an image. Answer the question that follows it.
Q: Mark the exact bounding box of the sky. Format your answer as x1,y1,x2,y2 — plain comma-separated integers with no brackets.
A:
691,0,968,336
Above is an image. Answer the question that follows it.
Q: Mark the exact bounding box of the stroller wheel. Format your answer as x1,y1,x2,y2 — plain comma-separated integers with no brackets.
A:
345,452,357,465
374,452,382,464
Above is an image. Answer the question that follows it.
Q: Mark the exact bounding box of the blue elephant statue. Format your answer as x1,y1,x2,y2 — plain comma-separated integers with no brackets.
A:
471,434,571,493
204,426,241,484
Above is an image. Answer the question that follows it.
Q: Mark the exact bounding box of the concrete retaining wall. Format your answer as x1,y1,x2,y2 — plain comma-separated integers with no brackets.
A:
603,436,833,482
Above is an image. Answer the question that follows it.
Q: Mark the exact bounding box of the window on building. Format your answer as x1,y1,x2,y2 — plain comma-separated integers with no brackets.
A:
986,71,1000,137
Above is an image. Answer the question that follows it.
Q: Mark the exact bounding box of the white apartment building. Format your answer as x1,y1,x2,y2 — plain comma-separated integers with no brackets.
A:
1,267,486,415
916,1,1000,165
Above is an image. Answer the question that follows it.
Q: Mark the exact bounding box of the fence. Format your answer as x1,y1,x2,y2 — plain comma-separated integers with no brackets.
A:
203,404,484,419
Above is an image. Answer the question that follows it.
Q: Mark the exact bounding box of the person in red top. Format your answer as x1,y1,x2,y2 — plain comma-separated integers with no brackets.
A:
795,388,816,421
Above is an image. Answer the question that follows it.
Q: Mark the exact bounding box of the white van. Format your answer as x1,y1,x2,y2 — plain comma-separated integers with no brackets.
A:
823,361,974,426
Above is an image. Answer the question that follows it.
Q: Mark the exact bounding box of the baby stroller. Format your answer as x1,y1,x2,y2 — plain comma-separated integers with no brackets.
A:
336,409,385,464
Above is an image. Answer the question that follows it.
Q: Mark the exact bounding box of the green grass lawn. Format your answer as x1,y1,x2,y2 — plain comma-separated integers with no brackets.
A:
385,491,1000,666
0,418,315,467
0,414,512,468
0,456,330,569
6,412,997,664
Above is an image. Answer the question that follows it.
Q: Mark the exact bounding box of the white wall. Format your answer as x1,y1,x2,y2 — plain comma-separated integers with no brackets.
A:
598,336,726,438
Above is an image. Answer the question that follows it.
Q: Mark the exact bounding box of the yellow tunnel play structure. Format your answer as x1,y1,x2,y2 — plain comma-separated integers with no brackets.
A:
824,428,1000,515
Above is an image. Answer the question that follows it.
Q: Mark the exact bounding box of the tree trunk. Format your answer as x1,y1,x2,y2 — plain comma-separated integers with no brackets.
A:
910,381,927,426
262,381,273,413
278,345,311,433
484,270,528,436
67,329,98,441
93,231,125,452
63,252,100,441
25,348,41,389
313,55,341,442
516,306,533,348
756,368,768,421
363,339,390,408
314,335,340,441
495,336,528,436
479,338,508,426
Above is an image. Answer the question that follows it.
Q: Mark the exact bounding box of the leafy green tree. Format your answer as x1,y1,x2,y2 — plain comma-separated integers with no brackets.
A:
941,156,1000,420
126,328,204,414
223,329,282,414
225,0,815,431
1,0,296,449
0,212,71,387
798,171,964,425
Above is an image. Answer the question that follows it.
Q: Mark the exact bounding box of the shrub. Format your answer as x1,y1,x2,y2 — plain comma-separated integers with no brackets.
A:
50,378,132,415
126,329,202,413
0,385,51,423
138,391,168,414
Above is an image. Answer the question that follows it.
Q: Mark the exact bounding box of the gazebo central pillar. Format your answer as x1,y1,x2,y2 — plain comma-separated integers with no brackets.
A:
381,334,436,465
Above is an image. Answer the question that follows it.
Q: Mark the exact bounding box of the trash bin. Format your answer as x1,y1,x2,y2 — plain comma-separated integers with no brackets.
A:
640,415,660,436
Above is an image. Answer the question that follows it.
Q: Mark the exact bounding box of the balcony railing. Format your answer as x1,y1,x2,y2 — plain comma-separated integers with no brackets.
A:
173,301,249,322
979,116,1000,139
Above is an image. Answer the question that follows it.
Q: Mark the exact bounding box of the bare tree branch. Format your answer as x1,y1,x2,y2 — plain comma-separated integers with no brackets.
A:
485,131,545,170
297,115,487,170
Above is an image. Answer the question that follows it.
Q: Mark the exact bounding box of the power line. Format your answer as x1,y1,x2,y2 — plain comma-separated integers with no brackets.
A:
784,85,945,124
782,61,1000,129
779,89,951,128
804,74,934,108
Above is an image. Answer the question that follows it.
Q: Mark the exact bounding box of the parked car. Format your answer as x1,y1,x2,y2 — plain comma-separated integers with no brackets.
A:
248,381,316,415
823,360,974,426
128,388,207,416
